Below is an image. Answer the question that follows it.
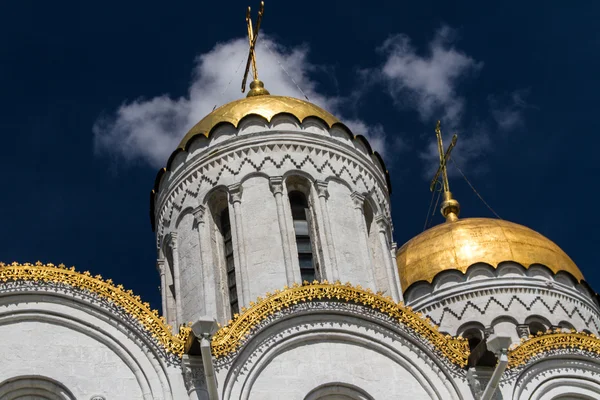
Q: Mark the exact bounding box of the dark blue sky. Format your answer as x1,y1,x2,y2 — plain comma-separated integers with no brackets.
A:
1,1,598,309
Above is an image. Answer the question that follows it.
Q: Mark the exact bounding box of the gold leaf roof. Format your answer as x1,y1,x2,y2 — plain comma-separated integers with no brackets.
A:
0,262,191,357
178,95,340,150
396,218,584,291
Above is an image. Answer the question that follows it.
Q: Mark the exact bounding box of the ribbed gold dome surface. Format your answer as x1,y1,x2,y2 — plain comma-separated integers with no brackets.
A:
177,95,340,150
396,218,584,291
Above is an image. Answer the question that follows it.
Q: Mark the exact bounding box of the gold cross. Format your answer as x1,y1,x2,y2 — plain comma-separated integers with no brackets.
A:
241,1,265,93
430,121,458,193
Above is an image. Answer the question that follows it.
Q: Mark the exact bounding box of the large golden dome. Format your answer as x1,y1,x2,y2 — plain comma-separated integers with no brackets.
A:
177,92,340,151
396,217,584,291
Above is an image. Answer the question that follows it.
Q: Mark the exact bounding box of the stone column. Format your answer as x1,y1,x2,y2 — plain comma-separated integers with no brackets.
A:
156,258,168,320
192,205,207,316
228,183,250,307
169,232,184,327
351,192,376,287
182,354,208,400
270,176,296,285
315,180,339,281
375,215,402,302
516,324,530,339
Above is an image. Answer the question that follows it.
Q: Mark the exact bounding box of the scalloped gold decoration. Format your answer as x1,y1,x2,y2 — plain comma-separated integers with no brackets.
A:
508,330,600,368
210,281,469,366
179,95,340,150
0,262,190,357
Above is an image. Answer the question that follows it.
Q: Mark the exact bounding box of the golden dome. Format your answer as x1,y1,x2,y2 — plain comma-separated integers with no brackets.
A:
396,218,584,291
177,92,340,151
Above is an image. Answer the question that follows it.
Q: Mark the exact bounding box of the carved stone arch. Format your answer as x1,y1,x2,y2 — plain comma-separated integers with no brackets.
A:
513,357,600,400
490,315,520,342
0,375,76,400
432,270,466,290
527,264,555,280
283,170,317,193
465,263,496,281
175,206,195,229
0,296,175,400
457,321,486,340
239,171,271,185
302,116,332,136
202,185,230,209
236,114,270,136
206,121,238,143
304,382,375,400
496,261,527,278
525,315,552,335
269,113,302,130
324,175,355,195
221,310,463,400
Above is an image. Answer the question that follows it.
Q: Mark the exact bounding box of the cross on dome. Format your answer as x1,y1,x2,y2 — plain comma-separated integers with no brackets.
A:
430,121,460,222
241,1,270,97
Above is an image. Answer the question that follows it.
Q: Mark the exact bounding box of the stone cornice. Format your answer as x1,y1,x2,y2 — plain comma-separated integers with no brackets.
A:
409,276,599,316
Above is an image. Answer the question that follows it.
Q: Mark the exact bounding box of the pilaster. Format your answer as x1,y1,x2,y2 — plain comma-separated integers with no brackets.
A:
182,354,208,400
228,183,250,307
192,205,208,317
376,215,402,302
168,232,184,328
156,258,168,320
270,176,296,285
351,192,376,287
315,180,339,281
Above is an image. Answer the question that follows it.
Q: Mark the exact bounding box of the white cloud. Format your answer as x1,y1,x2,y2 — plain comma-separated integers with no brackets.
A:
489,89,535,132
93,37,390,168
379,26,483,128
377,26,490,177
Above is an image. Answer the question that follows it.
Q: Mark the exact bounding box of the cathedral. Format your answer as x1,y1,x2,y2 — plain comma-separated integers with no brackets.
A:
2,4,600,400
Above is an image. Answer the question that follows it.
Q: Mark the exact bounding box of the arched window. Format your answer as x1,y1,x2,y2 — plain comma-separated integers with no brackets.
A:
289,190,318,282
0,375,76,400
526,316,550,335
461,325,497,368
304,383,374,400
220,210,238,316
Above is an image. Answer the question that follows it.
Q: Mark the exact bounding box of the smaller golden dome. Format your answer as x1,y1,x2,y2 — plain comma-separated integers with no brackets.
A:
177,94,340,151
396,218,584,291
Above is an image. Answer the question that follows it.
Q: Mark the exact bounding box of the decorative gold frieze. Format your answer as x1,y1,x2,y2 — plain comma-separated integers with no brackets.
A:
0,262,190,357
210,281,470,366
508,329,600,368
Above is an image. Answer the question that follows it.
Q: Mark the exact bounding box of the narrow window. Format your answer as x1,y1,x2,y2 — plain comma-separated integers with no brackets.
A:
221,210,238,316
289,191,317,282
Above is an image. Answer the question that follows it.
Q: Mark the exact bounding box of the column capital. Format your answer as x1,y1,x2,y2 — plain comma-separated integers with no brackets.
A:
315,180,329,199
350,192,366,209
516,324,530,338
168,232,178,250
269,176,285,196
375,214,390,232
182,354,206,393
192,204,207,224
156,258,166,274
228,183,243,204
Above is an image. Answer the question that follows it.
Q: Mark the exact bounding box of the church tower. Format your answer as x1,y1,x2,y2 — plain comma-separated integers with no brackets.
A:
150,8,399,331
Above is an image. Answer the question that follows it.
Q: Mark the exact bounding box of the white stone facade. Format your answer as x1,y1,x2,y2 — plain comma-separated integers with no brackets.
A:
0,284,188,400
4,96,600,400
153,116,400,328
405,262,600,341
